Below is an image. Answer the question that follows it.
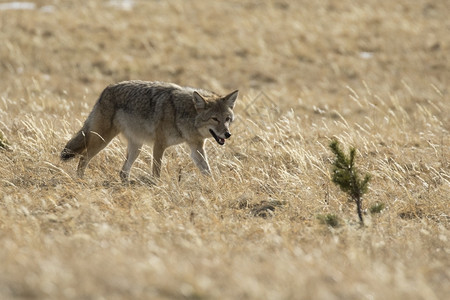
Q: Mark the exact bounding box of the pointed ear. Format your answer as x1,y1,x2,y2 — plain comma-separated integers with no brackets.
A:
223,90,239,110
193,91,207,111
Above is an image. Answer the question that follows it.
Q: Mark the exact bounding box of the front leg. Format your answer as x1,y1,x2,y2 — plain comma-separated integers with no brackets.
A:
189,140,211,175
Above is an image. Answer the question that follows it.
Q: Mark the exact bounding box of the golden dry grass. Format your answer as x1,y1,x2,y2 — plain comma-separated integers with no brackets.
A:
0,0,449,299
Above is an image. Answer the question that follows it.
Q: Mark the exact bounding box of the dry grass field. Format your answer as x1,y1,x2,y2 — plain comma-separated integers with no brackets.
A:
1,0,449,299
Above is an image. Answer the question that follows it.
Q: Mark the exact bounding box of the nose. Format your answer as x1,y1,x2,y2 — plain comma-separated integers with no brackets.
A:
224,132,231,139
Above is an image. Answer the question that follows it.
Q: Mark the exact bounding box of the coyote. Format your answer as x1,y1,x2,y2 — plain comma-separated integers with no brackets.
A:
61,81,238,181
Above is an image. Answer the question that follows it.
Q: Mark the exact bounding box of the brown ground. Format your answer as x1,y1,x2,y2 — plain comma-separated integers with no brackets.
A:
0,0,449,299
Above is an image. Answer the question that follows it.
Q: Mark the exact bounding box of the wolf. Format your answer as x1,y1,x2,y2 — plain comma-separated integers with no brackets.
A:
60,80,238,181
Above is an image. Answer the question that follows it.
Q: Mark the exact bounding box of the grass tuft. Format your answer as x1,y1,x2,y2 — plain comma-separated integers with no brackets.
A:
0,132,10,150
317,214,341,228
369,202,385,214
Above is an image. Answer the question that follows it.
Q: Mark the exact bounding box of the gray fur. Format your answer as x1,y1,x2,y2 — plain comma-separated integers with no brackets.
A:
61,80,238,180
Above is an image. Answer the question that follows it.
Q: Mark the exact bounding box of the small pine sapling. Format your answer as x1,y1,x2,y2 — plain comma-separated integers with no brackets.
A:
329,139,371,225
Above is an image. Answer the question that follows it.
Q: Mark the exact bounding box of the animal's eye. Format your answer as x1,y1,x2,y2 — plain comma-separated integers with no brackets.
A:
212,117,219,122
225,117,231,122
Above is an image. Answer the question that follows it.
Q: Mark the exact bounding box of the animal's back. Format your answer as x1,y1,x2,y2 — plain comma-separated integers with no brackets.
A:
104,80,214,116
104,81,180,117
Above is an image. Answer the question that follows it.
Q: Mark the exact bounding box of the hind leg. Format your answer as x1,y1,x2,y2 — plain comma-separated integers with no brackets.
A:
76,130,118,178
120,141,143,182
152,141,167,178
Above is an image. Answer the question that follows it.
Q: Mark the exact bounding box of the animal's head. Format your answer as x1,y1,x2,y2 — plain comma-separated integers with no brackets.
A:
193,90,239,145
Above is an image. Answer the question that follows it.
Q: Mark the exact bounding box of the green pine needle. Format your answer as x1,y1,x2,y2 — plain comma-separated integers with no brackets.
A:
329,140,371,225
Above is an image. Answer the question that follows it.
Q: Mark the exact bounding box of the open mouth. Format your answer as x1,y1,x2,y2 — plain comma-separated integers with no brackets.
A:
209,129,225,145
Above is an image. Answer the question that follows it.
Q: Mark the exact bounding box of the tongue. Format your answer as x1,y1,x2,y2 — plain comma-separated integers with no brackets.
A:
219,138,225,144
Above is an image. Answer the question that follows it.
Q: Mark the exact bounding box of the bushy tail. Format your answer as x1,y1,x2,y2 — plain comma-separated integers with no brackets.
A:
60,125,89,161
60,87,115,162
